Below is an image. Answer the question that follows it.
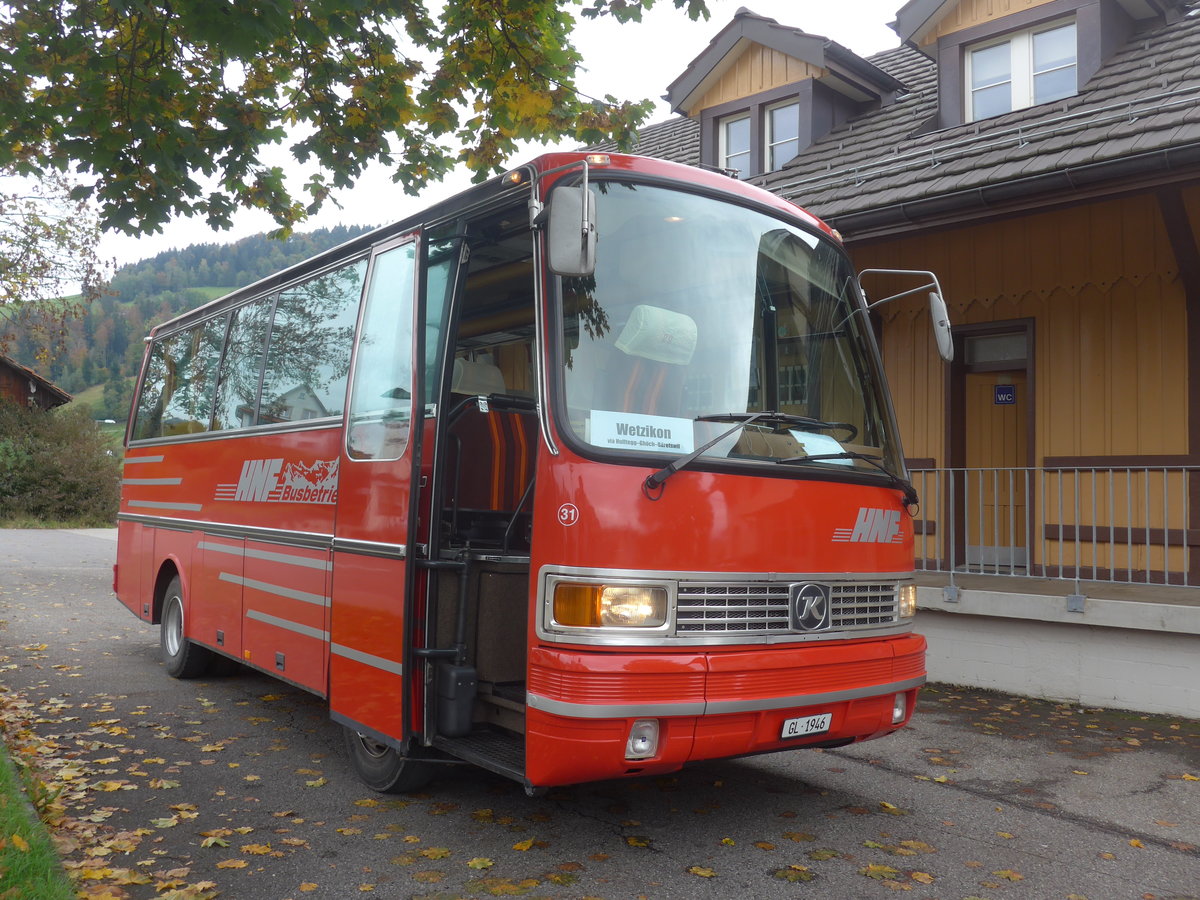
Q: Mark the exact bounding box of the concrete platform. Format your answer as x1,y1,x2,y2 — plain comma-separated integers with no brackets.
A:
914,573,1200,718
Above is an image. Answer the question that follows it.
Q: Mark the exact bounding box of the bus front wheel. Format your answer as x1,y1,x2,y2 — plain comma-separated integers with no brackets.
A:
160,576,214,679
342,728,435,793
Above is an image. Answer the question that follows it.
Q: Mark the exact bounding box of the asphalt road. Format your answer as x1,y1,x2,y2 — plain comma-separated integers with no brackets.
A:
0,528,1196,900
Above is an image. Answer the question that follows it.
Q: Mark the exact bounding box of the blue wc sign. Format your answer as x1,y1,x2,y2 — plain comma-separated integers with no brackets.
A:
994,384,1016,405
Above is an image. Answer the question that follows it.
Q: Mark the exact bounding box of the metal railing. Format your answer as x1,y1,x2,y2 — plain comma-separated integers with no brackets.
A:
910,466,1198,588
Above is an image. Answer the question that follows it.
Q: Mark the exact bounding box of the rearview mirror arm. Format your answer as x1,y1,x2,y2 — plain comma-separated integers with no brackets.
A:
858,268,944,309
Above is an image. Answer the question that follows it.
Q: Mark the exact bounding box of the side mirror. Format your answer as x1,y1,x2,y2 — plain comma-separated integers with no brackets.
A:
547,185,597,277
858,268,954,364
929,291,954,362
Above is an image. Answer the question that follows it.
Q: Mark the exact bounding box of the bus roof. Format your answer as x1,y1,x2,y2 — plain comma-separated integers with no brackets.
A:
149,152,836,338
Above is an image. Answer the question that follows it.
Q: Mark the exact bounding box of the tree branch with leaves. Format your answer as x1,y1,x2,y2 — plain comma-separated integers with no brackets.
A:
0,169,105,359
0,0,709,238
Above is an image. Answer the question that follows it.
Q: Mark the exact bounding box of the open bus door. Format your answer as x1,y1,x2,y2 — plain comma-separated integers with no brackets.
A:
328,234,434,791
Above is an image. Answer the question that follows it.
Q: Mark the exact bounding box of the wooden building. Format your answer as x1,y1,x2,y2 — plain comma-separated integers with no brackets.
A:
0,353,71,411
596,0,1200,716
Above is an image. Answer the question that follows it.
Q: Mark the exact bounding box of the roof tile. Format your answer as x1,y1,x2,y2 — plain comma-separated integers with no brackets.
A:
613,2,1200,231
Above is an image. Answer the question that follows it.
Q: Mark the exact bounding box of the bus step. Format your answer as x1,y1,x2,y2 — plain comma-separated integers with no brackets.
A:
433,728,525,783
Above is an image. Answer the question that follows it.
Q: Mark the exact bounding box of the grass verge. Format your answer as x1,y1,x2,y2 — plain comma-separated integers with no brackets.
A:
0,516,116,529
0,743,74,900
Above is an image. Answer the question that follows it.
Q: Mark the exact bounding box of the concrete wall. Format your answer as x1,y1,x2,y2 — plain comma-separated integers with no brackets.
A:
916,587,1200,718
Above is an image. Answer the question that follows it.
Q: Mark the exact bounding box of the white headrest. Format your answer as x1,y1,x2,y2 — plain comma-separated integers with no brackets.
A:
451,358,507,396
615,305,698,365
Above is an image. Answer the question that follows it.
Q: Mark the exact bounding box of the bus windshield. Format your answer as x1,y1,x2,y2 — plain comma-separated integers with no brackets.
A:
557,181,903,477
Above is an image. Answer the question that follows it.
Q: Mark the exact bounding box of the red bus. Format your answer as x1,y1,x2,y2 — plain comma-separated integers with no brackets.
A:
115,152,951,794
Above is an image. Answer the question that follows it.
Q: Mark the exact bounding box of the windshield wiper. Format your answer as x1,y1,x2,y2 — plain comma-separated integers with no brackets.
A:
780,451,919,508
642,411,780,499
698,411,842,431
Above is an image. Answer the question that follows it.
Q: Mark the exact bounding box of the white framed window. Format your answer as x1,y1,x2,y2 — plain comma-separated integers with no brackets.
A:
966,19,1077,122
719,114,751,178
780,363,807,406
766,101,801,171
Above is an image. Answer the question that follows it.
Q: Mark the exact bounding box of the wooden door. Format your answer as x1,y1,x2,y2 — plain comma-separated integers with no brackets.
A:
964,370,1028,568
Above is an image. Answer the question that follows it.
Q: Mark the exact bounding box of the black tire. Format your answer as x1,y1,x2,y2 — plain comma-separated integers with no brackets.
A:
159,576,214,679
342,727,436,793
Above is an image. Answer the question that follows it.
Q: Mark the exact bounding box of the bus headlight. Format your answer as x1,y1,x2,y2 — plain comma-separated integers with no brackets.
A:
898,583,917,618
553,583,668,628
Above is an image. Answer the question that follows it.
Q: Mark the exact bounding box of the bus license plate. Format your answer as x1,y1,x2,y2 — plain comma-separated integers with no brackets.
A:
780,713,832,740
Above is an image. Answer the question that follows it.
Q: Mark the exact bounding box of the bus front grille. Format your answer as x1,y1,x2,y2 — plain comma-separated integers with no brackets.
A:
675,581,899,634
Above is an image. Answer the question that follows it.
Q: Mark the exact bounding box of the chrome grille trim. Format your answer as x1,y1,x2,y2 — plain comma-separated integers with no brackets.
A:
676,580,899,634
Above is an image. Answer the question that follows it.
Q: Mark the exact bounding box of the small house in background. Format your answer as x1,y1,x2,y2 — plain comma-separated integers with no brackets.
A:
594,0,1200,717
0,353,72,411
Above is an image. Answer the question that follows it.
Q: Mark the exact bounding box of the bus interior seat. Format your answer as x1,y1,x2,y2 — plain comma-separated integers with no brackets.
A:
451,357,507,396
444,357,537,551
612,305,698,415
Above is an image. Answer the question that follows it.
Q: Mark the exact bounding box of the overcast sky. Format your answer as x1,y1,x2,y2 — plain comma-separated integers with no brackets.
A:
98,0,904,267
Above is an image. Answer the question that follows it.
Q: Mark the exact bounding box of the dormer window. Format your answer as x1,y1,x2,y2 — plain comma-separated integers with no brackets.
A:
718,101,803,178
966,20,1077,122
766,101,801,170
719,113,752,178
669,11,903,181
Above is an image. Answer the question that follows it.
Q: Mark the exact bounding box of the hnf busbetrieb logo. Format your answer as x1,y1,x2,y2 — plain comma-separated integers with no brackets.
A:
215,458,339,504
832,507,905,544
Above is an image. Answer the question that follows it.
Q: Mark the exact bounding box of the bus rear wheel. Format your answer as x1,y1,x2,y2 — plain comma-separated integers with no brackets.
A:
160,576,214,679
342,728,435,793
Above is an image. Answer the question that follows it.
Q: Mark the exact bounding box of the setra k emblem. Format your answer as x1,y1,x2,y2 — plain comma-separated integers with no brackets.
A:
789,583,832,632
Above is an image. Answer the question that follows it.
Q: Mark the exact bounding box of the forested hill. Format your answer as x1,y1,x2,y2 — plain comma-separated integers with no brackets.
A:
20,224,375,420
107,226,372,303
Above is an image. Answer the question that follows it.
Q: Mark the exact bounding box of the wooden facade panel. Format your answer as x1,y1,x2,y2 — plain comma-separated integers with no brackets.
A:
881,309,942,463
1142,278,1189,451
1123,195,1166,279
920,0,1060,46
688,44,823,115
1107,281,1141,455
1042,287,1081,456
1076,285,1110,453
856,192,1188,468
0,361,70,410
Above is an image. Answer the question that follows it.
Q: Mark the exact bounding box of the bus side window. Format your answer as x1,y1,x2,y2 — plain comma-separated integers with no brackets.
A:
347,242,417,461
131,339,171,440
258,259,365,425
130,316,225,440
213,299,272,431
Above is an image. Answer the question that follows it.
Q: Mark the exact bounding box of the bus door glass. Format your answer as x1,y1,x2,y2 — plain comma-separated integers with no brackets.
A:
329,236,422,744
423,204,539,766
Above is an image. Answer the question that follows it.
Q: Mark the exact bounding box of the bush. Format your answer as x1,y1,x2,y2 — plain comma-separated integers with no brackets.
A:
0,399,120,525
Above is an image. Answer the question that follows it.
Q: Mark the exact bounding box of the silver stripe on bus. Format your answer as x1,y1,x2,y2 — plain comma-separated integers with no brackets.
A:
198,541,246,557
331,537,407,560
245,609,328,641
123,455,165,465
122,477,184,486
525,677,926,720
199,541,331,571
219,573,329,607
128,500,203,511
331,643,404,676
703,677,927,715
116,513,332,550
526,695,705,718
